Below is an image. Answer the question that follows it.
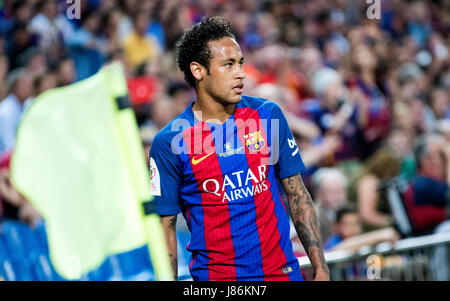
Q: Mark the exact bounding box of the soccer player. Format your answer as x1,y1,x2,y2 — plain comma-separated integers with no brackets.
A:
149,16,330,281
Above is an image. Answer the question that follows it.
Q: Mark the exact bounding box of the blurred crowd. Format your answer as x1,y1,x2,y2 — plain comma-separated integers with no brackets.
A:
0,0,450,264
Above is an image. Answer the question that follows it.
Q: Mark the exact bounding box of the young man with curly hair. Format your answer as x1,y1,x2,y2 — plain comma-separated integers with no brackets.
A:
149,16,329,281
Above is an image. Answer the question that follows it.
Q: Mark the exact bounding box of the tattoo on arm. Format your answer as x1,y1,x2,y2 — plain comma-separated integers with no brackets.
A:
168,215,178,279
281,174,329,275
161,215,178,280
168,215,177,230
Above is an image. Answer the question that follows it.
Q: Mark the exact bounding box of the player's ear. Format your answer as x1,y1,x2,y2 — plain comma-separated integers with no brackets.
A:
190,62,205,82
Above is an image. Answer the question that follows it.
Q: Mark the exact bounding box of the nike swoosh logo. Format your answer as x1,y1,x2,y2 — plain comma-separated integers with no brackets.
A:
191,152,214,165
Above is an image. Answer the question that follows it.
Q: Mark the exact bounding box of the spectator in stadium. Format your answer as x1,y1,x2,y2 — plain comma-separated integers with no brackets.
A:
158,0,193,50
116,0,138,42
33,71,57,97
167,81,193,117
0,154,4,219
324,206,400,253
100,8,123,55
407,1,432,49
0,153,23,220
296,133,342,183
392,94,430,139
0,151,41,227
66,10,105,81
148,95,177,131
28,0,73,57
298,46,324,81
247,82,340,187
302,67,361,161
347,42,391,160
396,63,425,104
311,167,348,243
21,47,47,78
5,21,38,71
0,1,33,36
0,69,33,156
352,127,413,231
54,56,76,87
312,8,349,56
253,45,295,91
252,83,321,141
402,133,450,235
439,120,450,144
0,53,8,100
426,88,450,129
408,133,450,281
122,11,161,73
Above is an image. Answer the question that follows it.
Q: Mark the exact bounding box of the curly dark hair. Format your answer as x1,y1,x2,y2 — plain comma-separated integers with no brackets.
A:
175,16,235,88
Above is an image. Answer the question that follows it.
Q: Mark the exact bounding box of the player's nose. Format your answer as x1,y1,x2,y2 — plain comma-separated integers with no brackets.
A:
235,66,246,80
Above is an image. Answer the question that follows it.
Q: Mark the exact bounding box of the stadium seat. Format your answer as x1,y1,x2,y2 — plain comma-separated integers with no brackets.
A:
31,218,160,281
108,246,155,281
84,257,115,281
27,220,156,281
0,220,38,280
1,218,176,281
33,219,50,254
0,236,16,281
33,253,57,281
77,245,156,281
31,219,65,280
0,219,65,281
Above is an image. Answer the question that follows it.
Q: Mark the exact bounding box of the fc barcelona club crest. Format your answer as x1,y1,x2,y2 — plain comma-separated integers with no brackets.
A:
244,131,265,152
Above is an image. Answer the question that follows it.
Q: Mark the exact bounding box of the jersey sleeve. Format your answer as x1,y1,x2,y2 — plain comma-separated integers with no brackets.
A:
149,130,182,216
271,103,306,179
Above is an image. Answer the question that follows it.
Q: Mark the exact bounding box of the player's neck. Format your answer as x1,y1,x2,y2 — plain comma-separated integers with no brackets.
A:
193,94,235,125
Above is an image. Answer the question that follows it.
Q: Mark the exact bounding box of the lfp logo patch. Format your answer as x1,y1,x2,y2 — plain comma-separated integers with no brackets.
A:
244,131,265,152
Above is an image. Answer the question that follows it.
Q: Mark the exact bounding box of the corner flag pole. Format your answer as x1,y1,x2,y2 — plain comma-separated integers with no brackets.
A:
105,63,172,281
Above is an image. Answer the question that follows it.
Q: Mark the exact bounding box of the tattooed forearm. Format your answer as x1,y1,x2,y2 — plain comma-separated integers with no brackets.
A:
281,174,329,276
168,215,177,230
168,215,178,279
161,215,178,280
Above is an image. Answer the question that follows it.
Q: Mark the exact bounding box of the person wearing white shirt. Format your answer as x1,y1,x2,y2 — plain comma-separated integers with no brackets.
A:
0,70,33,156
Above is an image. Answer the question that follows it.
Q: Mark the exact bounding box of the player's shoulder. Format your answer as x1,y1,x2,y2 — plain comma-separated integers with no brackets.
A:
240,95,285,119
240,95,283,112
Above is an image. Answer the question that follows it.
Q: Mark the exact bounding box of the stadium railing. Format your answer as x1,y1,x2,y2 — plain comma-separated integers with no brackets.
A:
298,232,450,281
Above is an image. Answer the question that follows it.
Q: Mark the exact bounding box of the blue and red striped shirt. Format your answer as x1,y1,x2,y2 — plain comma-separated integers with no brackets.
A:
149,95,305,281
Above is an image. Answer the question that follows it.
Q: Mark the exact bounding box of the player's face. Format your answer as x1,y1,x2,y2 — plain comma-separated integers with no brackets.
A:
202,37,246,105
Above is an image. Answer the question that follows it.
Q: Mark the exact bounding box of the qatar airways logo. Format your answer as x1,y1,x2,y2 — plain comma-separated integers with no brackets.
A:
203,165,268,202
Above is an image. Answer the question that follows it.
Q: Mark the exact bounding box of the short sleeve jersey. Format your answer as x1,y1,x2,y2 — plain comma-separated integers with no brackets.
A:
149,95,306,280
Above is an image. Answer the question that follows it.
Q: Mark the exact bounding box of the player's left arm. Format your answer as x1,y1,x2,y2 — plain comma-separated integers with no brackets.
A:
281,173,330,281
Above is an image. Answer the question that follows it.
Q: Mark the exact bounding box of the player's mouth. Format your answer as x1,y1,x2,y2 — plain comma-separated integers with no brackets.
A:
232,83,244,94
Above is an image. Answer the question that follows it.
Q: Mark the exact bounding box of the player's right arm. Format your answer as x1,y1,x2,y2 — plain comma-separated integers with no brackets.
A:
149,128,183,281
161,214,178,280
